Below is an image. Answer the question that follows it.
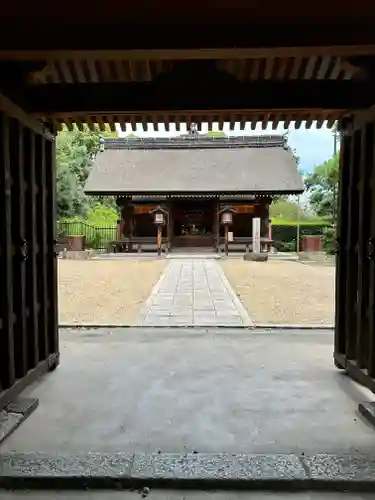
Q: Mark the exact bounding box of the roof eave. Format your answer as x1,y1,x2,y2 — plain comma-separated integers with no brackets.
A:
84,189,304,196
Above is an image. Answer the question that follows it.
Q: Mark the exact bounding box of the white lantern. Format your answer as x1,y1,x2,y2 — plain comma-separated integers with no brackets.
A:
221,211,233,225
154,212,165,225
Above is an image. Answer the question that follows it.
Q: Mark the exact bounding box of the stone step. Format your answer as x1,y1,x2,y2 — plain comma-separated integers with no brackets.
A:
1,451,375,492
0,491,364,499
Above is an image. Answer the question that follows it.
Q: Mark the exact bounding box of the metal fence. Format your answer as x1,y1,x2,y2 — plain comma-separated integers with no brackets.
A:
57,221,117,250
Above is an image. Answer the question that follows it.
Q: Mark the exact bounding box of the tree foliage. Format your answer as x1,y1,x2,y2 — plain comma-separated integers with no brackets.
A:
305,153,339,220
56,126,117,219
206,130,227,137
270,199,302,221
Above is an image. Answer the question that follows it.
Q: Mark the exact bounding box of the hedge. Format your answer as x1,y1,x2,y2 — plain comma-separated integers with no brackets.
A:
271,223,329,252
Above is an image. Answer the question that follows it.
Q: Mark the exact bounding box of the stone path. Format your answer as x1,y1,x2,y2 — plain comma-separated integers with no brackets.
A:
135,259,252,326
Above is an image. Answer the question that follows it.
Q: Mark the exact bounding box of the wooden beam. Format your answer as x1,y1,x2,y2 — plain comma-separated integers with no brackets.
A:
14,81,375,116
0,91,52,139
0,22,375,52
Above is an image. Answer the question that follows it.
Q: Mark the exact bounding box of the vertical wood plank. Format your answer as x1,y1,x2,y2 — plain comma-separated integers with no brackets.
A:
345,129,360,360
24,128,39,368
35,134,49,360
335,131,350,361
45,135,59,359
10,119,28,378
368,123,375,377
356,123,372,368
0,111,15,390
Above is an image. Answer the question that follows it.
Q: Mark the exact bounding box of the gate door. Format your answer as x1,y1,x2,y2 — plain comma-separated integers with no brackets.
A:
335,115,375,392
0,95,59,411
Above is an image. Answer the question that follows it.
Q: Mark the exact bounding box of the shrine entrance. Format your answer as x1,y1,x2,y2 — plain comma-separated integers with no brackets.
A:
172,199,215,249
2,3,375,418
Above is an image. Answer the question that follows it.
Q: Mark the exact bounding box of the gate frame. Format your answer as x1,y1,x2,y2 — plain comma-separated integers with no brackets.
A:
0,93,59,412
334,109,375,393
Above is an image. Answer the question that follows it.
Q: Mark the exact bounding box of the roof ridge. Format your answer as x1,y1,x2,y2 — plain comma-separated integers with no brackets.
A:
100,135,287,151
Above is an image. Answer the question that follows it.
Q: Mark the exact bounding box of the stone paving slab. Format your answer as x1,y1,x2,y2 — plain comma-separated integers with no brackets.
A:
0,398,38,446
304,454,375,482
0,492,372,500
131,453,305,481
136,259,252,327
3,452,375,491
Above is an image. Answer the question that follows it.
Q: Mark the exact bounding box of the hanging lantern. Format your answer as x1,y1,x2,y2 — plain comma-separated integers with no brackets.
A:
221,211,233,225
219,205,236,225
151,205,168,226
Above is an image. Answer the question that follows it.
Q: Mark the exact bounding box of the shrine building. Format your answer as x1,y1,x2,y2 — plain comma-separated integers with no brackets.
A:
84,132,304,252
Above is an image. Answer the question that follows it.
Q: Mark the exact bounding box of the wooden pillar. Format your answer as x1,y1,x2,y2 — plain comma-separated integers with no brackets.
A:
45,128,59,370
24,128,39,369
0,111,15,391
224,224,229,256
356,123,372,368
261,201,270,251
121,204,134,238
368,122,375,377
334,130,351,368
168,201,174,251
35,134,50,361
345,129,360,362
10,118,28,378
214,199,220,252
157,225,162,256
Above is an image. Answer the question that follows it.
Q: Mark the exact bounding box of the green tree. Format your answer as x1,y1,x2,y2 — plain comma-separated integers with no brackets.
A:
305,154,339,221
56,163,88,218
206,130,227,137
56,126,117,219
269,198,313,222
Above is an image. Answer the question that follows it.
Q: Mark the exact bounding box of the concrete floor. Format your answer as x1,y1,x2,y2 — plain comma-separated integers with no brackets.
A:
1,328,375,455
1,492,374,500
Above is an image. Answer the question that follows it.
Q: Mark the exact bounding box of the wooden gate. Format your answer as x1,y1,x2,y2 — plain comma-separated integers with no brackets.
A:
0,95,59,412
335,114,375,392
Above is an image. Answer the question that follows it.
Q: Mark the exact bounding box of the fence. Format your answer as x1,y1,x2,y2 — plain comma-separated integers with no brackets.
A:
57,221,117,250
272,223,330,252
57,221,331,252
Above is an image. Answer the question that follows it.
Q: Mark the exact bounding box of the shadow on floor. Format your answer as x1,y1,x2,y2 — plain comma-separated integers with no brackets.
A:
1,327,374,455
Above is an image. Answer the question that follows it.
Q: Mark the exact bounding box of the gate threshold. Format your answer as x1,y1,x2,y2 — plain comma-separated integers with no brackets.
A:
1,451,375,492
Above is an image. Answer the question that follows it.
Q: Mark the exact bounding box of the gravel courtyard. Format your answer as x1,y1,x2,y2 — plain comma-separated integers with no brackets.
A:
58,259,166,325
220,260,335,325
58,258,335,326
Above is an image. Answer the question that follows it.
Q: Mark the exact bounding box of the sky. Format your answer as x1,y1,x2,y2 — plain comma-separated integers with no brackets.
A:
117,122,337,174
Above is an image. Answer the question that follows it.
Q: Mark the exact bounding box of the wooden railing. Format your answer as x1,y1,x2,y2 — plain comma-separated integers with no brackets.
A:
108,236,169,253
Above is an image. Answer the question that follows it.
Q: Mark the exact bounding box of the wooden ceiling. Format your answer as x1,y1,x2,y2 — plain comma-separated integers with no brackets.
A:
1,1,375,25
3,50,368,132
27,55,354,85
1,4,375,131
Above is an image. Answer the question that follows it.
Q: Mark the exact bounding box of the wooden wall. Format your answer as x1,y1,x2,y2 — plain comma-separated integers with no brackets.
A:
334,115,375,392
0,95,59,411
